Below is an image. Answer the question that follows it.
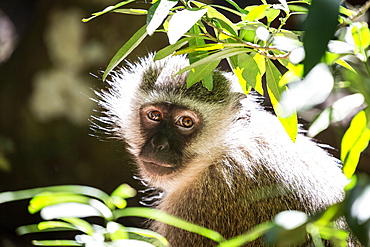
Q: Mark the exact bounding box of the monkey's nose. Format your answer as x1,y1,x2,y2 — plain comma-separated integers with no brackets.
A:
150,134,169,152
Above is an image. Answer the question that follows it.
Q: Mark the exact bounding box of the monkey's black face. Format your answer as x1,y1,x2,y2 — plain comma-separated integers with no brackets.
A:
138,102,201,176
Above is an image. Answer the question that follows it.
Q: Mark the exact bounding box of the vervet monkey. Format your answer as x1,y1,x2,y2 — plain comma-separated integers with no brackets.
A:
96,54,358,246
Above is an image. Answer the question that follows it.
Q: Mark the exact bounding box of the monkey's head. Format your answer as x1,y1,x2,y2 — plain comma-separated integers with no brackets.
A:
97,54,247,191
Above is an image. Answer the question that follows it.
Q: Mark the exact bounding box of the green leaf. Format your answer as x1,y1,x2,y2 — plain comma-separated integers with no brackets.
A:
82,0,136,22
192,1,236,32
102,24,147,81
266,59,298,142
176,48,249,75
38,221,77,231
235,53,261,94
224,0,249,15
154,37,192,60
146,0,178,35
113,8,148,15
32,240,81,246
303,0,340,75
217,223,273,247
114,207,226,243
0,185,112,208
341,111,370,178
186,60,219,89
168,9,207,44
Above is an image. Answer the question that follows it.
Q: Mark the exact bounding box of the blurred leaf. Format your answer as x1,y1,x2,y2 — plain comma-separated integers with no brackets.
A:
265,211,308,246
280,63,334,115
308,93,365,137
102,24,148,81
303,0,340,75
266,59,298,142
82,0,136,22
29,193,90,214
146,0,178,35
168,9,207,44
39,202,103,220
186,60,219,89
62,218,95,235
341,111,370,179
0,155,11,172
110,184,136,209
344,173,370,246
16,223,77,235
114,207,226,243
125,227,170,246
38,221,78,231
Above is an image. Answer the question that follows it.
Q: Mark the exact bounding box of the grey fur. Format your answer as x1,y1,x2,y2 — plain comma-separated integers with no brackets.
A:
95,54,359,246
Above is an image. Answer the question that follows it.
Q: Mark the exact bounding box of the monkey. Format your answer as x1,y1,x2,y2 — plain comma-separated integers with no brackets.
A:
95,54,359,246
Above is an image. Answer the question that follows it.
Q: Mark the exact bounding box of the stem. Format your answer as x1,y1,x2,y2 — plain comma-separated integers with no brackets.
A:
337,0,370,29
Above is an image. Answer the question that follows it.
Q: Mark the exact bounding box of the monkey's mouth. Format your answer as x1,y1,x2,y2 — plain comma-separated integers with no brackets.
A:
140,160,177,175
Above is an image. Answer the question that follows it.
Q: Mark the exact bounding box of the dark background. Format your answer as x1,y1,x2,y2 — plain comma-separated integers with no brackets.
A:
0,0,368,246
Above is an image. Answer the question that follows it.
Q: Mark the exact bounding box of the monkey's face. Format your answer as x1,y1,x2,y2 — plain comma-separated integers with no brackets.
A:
138,102,201,176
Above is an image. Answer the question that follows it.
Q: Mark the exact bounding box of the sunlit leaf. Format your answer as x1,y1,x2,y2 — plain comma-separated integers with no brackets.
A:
114,207,226,243
113,8,148,15
146,0,178,35
351,22,370,50
234,53,261,94
102,25,147,81
168,9,207,44
341,111,370,178
265,8,281,24
244,5,270,21
303,0,340,75
82,0,136,22
266,59,298,142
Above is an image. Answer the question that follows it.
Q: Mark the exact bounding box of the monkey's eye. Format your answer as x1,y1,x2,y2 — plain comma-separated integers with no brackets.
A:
176,116,194,128
148,111,162,121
